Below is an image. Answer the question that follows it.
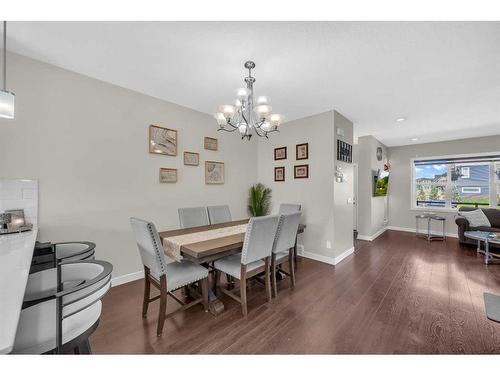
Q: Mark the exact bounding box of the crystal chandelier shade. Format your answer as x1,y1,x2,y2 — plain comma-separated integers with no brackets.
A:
214,61,283,140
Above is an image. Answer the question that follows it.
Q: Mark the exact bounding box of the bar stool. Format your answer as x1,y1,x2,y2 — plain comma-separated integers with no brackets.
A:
24,242,96,304
12,260,112,354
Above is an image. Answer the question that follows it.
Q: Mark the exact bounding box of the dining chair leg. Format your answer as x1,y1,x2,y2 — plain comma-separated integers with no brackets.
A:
78,338,92,354
157,275,167,337
264,257,272,302
214,269,221,296
288,248,296,288
142,267,151,318
201,277,209,312
271,254,278,298
240,265,248,316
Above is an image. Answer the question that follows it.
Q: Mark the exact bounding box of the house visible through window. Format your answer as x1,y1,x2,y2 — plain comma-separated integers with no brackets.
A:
412,153,500,210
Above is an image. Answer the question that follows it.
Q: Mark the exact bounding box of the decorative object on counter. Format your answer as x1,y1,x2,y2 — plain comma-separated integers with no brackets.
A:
248,183,272,217
0,209,33,234
274,146,287,160
296,143,309,160
204,137,218,151
149,125,177,156
0,21,15,120
214,61,283,140
0,212,11,229
159,168,178,183
335,166,345,183
274,167,285,182
205,161,224,184
294,164,309,179
337,139,352,163
183,151,199,166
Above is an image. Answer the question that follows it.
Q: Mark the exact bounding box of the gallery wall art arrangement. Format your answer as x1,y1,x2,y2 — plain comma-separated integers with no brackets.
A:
273,143,310,181
148,124,223,184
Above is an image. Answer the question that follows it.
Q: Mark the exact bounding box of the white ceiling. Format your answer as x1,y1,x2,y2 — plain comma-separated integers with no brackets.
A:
6,21,500,146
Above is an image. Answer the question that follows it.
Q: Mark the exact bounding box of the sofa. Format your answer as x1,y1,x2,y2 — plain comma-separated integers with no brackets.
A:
455,207,500,249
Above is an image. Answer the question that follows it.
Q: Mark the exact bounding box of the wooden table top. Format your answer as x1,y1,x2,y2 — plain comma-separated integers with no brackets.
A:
159,219,305,263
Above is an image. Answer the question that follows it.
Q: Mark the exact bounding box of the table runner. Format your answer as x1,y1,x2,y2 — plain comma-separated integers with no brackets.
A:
162,223,248,261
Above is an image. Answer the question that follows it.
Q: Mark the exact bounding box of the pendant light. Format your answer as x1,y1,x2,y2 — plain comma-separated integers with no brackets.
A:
0,21,15,119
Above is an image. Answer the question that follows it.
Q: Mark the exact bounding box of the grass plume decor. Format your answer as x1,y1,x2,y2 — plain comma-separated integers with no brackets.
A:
248,183,272,217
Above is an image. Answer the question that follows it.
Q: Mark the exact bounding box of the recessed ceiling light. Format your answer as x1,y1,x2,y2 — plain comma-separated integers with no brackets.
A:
395,117,406,122
411,137,419,142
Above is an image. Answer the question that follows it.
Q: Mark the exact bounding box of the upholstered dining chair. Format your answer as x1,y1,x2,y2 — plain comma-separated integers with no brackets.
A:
130,217,209,336
213,215,280,316
271,212,301,297
178,206,210,229
207,205,232,225
12,260,112,354
24,241,96,304
279,203,301,215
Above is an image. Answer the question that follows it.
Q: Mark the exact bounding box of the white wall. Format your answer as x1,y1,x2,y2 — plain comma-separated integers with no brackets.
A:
355,135,388,239
388,135,500,235
0,53,257,278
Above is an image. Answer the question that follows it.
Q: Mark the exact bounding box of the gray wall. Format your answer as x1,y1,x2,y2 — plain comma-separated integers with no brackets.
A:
333,111,354,256
257,110,354,259
388,135,500,235
0,53,257,278
356,135,388,238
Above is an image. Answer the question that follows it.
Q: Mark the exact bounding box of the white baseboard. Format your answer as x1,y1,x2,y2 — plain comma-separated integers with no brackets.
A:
357,226,387,241
299,245,354,266
111,270,144,287
386,225,458,238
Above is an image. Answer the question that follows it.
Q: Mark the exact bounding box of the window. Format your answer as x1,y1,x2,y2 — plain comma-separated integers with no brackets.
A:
461,167,470,178
412,153,500,211
461,187,481,194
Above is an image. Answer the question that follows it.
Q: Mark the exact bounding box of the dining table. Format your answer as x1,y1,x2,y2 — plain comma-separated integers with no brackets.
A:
159,218,305,315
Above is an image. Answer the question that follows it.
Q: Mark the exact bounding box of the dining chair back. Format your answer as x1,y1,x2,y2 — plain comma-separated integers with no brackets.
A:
279,203,301,215
130,217,174,278
178,206,209,229
241,215,280,265
273,212,302,254
207,205,232,225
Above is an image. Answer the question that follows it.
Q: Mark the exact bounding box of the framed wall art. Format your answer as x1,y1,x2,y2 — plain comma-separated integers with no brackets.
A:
274,167,285,182
205,161,224,184
274,146,287,160
204,137,218,151
149,125,177,156
159,168,178,183
183,151,199,166
294,164,309,179
296,143,309,160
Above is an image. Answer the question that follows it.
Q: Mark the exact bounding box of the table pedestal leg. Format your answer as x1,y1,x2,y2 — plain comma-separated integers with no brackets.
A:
208,290,224,315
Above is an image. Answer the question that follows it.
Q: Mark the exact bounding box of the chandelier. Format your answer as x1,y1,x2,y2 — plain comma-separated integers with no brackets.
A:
214,61,283,140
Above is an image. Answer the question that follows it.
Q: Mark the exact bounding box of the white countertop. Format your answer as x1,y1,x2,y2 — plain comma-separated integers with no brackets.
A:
0,229,37,354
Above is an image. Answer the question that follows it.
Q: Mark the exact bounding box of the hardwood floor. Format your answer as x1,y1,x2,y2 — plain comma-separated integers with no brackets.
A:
91,230,500,354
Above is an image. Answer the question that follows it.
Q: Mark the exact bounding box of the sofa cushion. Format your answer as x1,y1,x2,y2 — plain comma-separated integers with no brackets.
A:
483,209,500,228
459,209,491,227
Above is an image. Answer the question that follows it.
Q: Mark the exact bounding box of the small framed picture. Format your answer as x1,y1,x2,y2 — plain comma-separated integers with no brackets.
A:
274,146,287,160
183,151,199,166
204,137,218,151
205,161,224,184
159,168,178,183
274,167,285,182
296,143,309,160
149,125,177,156
294,164,309,179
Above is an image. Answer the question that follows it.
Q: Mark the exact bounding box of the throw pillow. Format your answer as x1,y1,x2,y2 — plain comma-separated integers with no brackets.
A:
459,209,491,227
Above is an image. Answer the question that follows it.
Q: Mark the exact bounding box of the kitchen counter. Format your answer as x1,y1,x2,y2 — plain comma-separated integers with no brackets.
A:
0,229,37,354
